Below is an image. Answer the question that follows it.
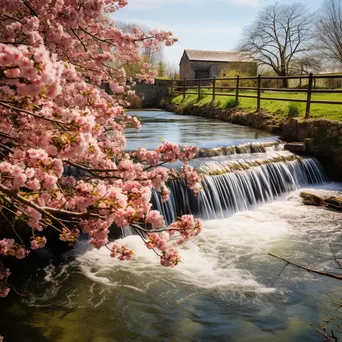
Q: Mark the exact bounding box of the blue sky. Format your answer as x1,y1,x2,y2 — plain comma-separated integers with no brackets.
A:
112,0,322,67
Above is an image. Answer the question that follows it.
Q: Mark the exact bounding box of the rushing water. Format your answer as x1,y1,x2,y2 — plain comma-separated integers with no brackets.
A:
1,110,342,342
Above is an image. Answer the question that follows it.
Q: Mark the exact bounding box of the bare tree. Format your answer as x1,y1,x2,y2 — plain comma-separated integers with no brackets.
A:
117,21,163,68
165,63,179,79
239,3,313,87
316,0,342,67
290,55,322,87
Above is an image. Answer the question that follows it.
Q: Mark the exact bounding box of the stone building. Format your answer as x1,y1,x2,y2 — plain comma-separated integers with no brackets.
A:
179,49,257,79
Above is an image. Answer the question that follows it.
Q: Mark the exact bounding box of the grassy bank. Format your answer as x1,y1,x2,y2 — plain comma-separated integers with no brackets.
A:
172,91,342,121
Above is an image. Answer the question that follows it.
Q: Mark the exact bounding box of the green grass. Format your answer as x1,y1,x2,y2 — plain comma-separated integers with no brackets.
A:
172,90,342,121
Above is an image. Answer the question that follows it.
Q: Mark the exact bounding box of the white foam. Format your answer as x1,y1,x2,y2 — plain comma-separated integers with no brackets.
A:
74,186,342,297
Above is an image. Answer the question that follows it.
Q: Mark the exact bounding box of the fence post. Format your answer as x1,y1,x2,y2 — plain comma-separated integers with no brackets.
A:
212,76,216,102
183,77,186,99
257,74,261,112
198,76,201,101
170,78,173,97
305,73,313,119
235,75,240,107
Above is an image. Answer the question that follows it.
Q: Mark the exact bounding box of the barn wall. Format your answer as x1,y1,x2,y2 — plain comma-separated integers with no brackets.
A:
185,61,257,79
133,79,171,107
179,53,191,79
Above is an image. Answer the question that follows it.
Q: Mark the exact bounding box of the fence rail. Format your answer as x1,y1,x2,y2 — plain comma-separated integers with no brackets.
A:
170,73,342,119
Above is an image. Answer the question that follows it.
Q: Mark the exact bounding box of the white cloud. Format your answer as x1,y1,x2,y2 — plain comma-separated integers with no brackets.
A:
126,0,267,9
125,0,196,9
231,0,260,6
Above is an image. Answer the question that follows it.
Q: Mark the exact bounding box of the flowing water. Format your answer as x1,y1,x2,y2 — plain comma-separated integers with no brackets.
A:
125,110,273,150
1,110,342,342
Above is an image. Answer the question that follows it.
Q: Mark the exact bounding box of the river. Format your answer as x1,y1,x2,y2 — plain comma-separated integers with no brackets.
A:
0,110,341,342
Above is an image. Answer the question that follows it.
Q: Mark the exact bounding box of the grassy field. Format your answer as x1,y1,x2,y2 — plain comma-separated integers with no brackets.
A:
172,90,342,121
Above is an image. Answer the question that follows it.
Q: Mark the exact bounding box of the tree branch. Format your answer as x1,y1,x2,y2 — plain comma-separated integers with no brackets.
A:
0,101,70,127
269,253,342,280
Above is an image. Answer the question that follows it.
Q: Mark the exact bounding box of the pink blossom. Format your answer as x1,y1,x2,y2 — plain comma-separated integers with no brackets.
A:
182,165,202,195
146,232,169,251
110,243,134,260
146,210,165,228
0,287,10,298
59,228,80,245
160,248,181,267
170,215,202,244
160,186,170,202
148,167,169,189
30,236,47,250
4,68,20,78
0,268,11,280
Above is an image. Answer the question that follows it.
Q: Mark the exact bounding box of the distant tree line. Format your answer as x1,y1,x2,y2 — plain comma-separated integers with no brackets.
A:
116,21,179,79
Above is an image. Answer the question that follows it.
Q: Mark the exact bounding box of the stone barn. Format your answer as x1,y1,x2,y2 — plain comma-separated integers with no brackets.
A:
179,49,257,79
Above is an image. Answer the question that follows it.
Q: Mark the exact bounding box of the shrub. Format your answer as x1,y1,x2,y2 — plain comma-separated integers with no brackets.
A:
288,103,301,117
225,98,237,109
217,69,256,88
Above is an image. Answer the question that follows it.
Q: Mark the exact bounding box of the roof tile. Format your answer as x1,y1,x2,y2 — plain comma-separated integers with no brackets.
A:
184,49,251,62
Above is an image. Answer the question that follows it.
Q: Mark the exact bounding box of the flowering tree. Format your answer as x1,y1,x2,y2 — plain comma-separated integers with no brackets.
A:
0,0,203,299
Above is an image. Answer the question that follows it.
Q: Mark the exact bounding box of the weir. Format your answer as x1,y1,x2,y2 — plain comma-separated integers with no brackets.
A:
152,143,326,224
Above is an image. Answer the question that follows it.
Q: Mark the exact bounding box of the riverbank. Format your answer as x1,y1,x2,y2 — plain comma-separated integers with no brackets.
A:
162,102,342,180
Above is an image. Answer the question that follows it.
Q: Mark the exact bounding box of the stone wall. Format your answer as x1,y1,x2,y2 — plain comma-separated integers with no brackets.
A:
133,79,171,107
163,103,342,180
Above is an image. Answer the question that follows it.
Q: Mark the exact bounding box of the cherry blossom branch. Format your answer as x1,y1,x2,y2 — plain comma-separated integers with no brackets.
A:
0,183,104,223
78,26,118,46
1,14,24,24
131,222,199,234
62,53,99,73
70,27,88,52
0,41,27,45
0,101,70,127
63,160,118,173
143,161,169,171
23,0,38,17
0,208,25,245
0,143,12,153
63,160,149,181
0,132,15,140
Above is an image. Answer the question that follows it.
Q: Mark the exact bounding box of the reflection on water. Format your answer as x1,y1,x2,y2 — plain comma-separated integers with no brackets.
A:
125,110,274,150
1,187,342,342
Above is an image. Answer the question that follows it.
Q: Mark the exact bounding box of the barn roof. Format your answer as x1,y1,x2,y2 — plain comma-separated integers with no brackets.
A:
183,49,251,63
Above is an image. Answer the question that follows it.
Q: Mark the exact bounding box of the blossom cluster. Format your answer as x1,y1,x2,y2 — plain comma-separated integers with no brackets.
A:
144,214,203,267
0,239,29,260
170,215,202,244
110,243,134,260
181,165,202,195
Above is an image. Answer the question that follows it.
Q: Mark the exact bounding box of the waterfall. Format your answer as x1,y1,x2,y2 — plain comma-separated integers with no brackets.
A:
153,148,326,224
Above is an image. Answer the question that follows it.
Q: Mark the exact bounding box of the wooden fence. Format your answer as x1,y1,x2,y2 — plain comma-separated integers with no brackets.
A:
170,74,342,119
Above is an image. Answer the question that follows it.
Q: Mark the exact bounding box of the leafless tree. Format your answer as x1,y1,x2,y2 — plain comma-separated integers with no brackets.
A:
165,63,178,79
316,0,342,68
117,21,163,68
290,55,322,87
238,3,314,87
